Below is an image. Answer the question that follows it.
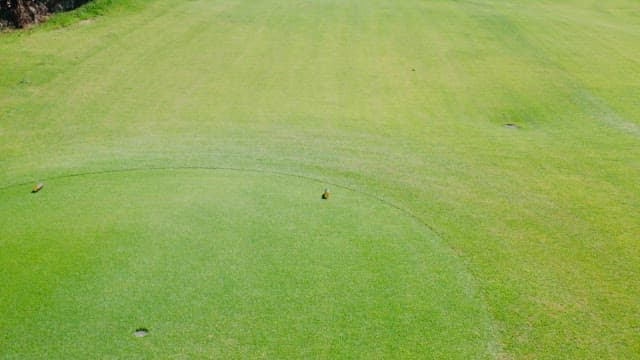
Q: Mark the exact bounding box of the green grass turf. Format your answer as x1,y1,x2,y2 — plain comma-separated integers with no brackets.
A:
0,170,494,358
1,0,639,358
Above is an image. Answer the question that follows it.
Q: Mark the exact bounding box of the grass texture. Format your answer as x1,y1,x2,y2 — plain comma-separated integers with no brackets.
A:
1,0,639,358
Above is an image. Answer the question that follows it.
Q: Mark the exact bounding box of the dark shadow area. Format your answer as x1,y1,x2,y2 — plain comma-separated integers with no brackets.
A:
1,0,92,28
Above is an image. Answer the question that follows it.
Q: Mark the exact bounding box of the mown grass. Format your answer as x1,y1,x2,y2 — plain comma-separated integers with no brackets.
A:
0,170,496,358
1,0,639,358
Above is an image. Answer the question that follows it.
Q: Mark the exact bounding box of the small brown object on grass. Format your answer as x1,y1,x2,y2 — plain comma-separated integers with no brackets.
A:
32,183,44,193
322,188,330,199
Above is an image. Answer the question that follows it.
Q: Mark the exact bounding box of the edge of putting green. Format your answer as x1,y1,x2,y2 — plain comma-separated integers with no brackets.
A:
0,168,504,358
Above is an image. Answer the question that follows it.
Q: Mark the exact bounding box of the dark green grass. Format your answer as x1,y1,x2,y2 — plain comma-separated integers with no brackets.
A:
1,0,639,358
0,170,494,358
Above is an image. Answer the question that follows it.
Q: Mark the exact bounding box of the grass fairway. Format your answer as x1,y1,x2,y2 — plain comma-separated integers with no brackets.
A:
1,0,639,358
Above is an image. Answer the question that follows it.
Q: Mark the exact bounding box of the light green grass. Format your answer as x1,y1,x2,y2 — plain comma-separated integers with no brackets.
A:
1,0,639,358
0,170,495,358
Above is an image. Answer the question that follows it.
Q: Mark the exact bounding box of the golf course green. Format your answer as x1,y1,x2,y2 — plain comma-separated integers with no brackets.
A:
1,0,639,358
1,169,496,358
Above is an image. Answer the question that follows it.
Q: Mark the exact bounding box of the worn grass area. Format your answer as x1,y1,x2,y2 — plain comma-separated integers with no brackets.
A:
1,0,639,358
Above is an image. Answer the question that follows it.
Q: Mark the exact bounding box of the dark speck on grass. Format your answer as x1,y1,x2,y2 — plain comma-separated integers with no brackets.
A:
133,328,149,337
504,123,519,129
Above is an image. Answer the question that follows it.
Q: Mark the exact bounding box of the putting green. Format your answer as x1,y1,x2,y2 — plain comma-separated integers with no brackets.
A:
0,169,496,358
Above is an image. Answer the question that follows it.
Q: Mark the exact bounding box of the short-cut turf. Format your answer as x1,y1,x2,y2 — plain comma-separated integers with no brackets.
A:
0,170,494,358
1,0,639,358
